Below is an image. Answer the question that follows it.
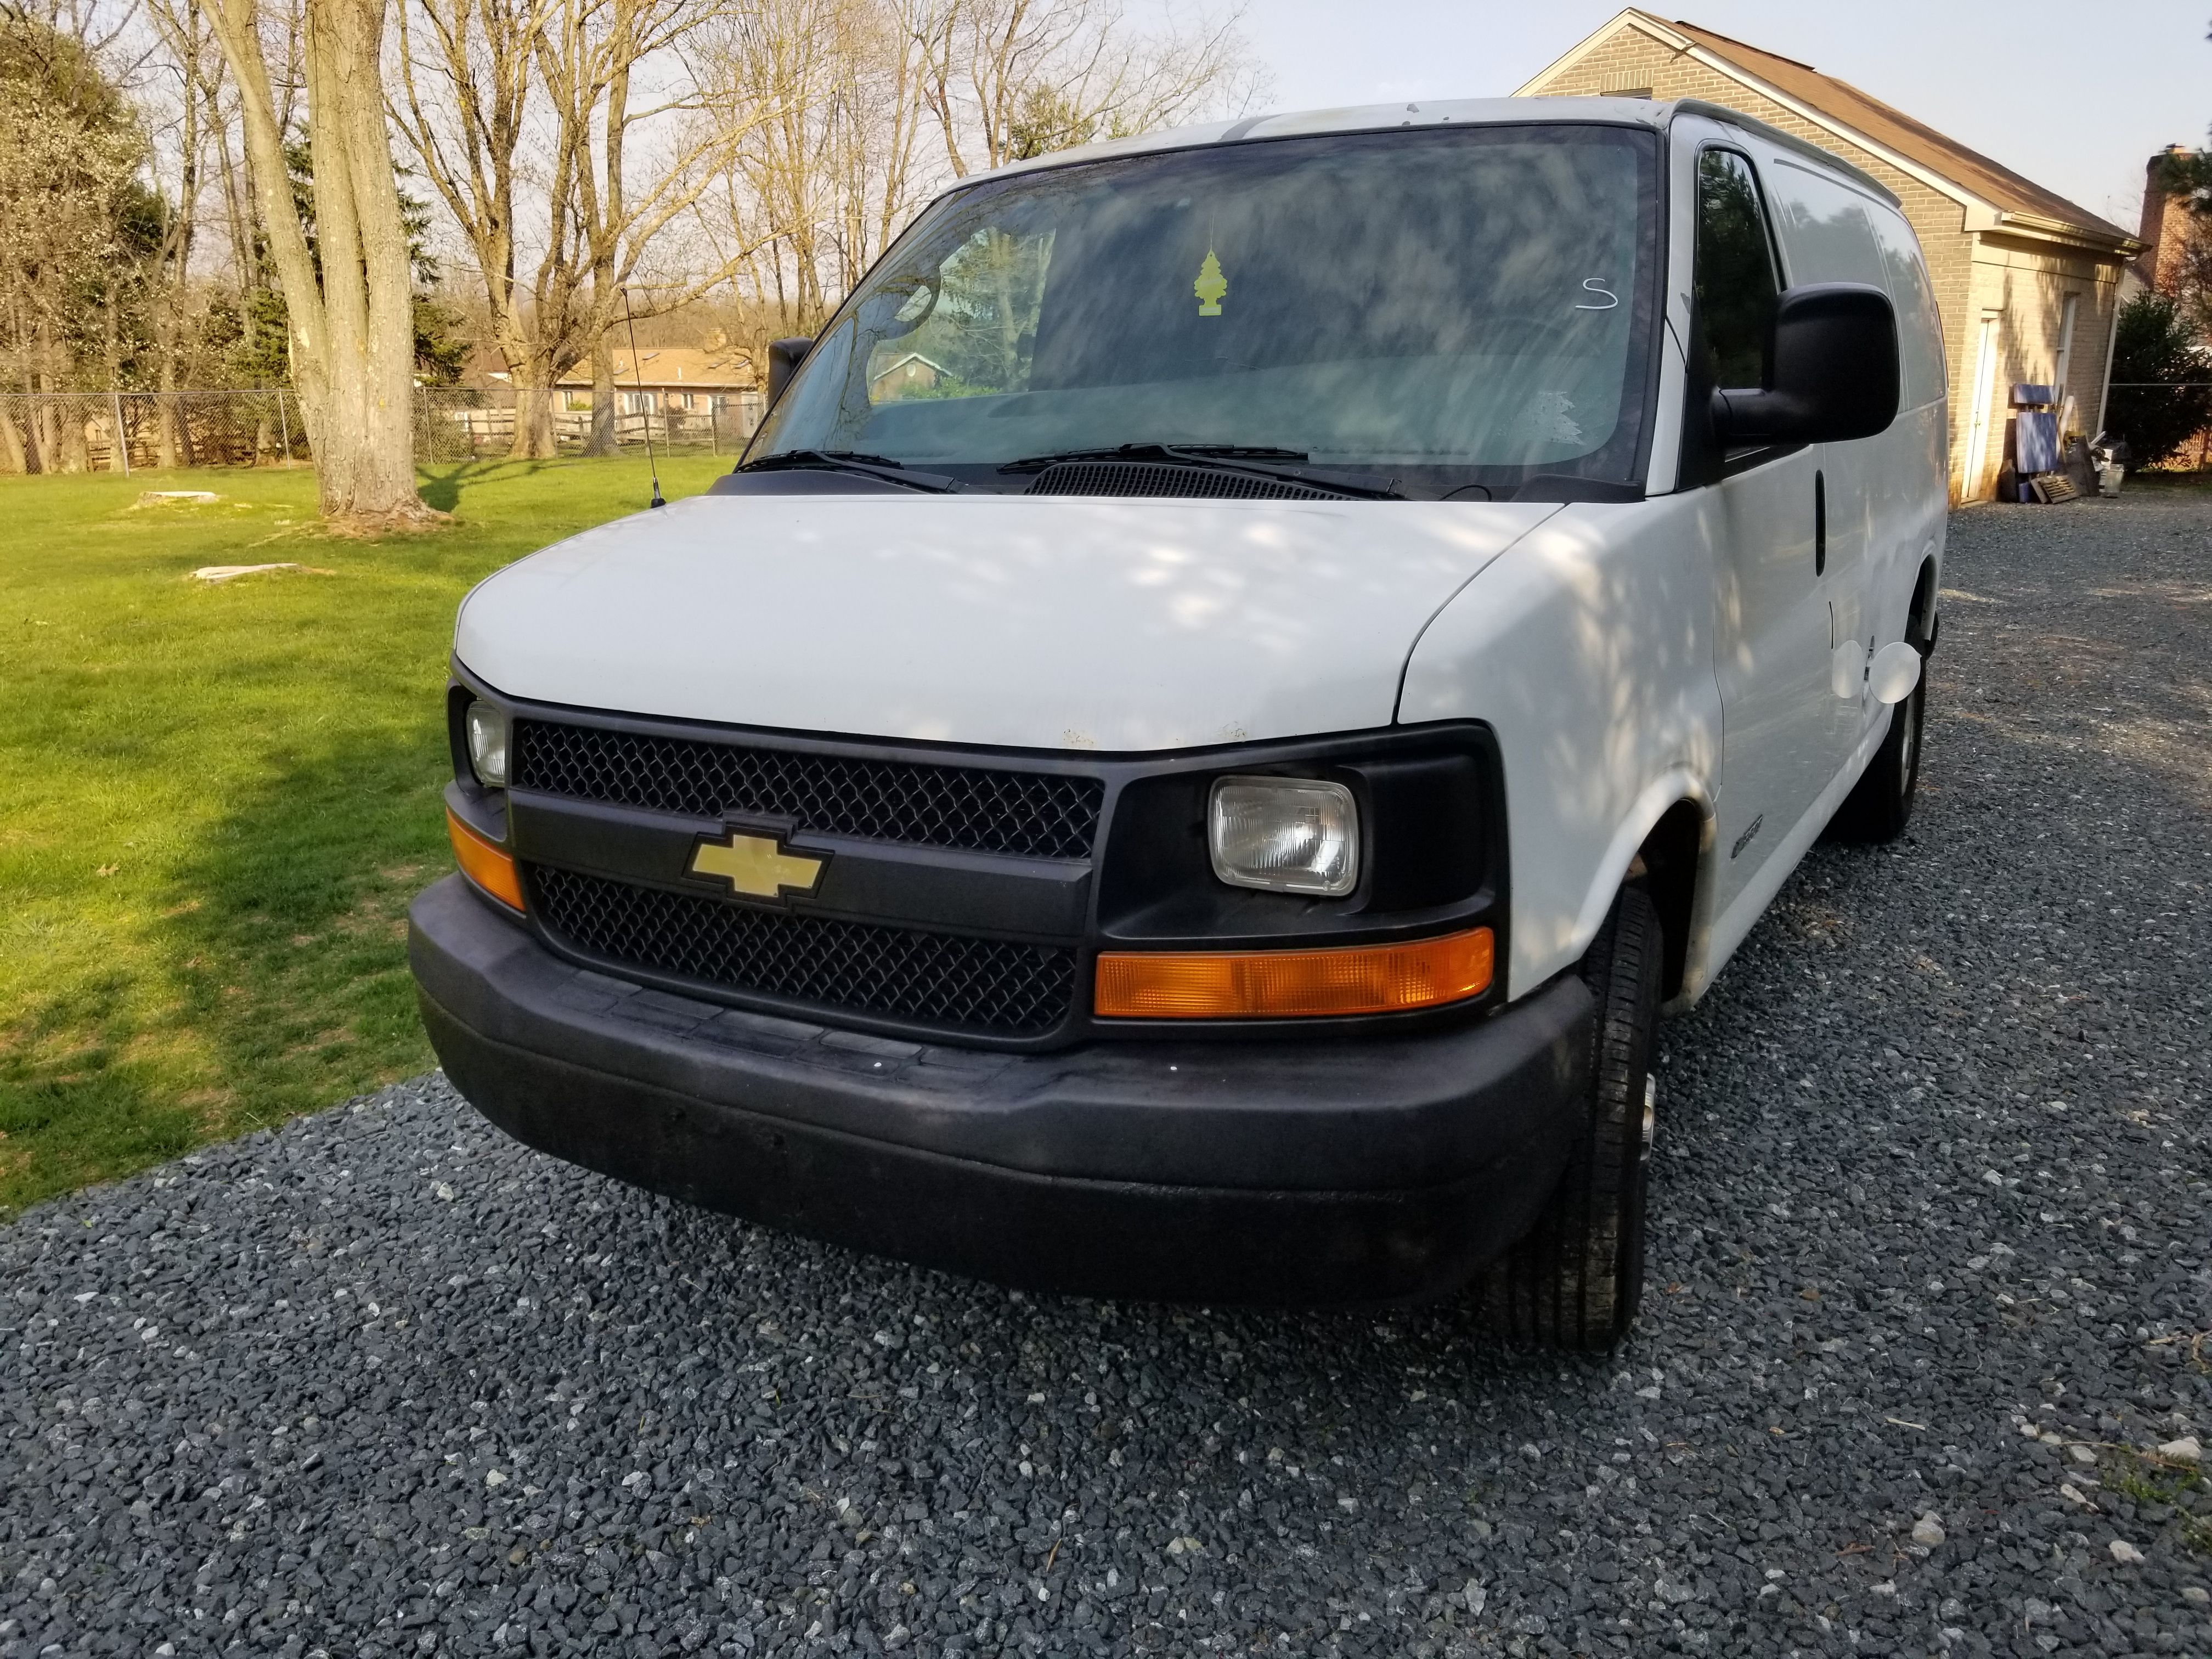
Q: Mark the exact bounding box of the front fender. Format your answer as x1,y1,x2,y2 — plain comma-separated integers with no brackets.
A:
1577,770,1719,1008
1397,496,1724,1000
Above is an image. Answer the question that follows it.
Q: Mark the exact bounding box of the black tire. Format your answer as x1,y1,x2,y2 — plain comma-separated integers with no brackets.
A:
1478,884,1663,1351
1829,668,1926,843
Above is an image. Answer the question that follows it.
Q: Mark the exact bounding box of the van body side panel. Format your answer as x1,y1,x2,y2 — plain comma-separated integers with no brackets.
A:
1756,148,1949,775
1699,444,1835,924
1396,496,1723,999
1860,200,1951,654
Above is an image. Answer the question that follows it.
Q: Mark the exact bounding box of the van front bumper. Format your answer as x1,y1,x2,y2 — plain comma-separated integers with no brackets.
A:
409,875,1593,1305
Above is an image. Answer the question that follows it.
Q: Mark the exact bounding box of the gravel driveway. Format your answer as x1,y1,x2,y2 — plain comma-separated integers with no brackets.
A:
6,493,2211,1659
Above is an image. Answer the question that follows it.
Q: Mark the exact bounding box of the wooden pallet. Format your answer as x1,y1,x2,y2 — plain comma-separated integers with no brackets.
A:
2030,473,2082,504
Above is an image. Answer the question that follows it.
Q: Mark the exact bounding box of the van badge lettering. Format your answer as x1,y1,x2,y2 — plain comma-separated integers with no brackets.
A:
1730,815,1763,861
689,831,826,900
1194,250,1228,317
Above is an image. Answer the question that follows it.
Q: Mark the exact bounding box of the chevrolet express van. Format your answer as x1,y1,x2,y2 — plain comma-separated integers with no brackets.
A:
411,97,1947,1349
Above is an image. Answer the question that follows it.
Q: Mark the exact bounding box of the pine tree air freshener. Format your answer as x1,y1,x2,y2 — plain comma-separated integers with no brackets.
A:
1194,250,1228,317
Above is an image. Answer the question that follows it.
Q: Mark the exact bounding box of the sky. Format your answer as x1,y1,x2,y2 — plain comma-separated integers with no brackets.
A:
1225,0,2211,236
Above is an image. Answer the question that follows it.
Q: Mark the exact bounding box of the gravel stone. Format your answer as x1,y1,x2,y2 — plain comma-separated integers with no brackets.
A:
5,494,2212,1657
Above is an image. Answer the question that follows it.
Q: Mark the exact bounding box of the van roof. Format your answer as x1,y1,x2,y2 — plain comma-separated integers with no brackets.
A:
969,95,1897,208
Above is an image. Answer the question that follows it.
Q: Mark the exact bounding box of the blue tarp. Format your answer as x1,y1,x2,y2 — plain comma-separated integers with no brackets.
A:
2016,409,2059,474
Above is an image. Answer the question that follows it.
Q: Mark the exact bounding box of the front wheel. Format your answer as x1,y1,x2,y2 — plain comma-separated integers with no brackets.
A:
1477,884,1663,1351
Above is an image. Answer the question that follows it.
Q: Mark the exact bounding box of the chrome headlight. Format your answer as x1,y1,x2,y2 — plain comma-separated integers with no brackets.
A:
465,701,510,787
1207,776,1359,896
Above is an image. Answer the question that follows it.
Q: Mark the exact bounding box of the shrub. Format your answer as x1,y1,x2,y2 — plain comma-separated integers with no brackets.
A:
2104,291,2212,467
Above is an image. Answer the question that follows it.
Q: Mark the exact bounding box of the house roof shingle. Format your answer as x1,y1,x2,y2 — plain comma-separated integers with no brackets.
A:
1657,15,2134,247
552,347,754,390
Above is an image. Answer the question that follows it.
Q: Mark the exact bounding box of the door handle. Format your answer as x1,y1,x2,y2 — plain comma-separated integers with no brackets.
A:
1814,470,1827,577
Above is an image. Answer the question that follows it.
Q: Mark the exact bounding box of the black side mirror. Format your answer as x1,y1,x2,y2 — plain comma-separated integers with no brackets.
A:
1712,283,1899,446
766,336,815,405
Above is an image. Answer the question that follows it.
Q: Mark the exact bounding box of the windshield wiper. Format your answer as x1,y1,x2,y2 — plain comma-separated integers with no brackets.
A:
741,449,964,493
998,443,1402,500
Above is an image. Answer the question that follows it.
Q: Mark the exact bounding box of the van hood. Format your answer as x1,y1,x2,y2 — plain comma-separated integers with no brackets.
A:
455,492,1557,751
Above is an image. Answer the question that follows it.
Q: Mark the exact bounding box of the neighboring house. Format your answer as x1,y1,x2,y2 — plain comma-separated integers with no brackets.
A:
456,347,515,398
1519,10,2141,501
869,353,952,399
553,347,756,414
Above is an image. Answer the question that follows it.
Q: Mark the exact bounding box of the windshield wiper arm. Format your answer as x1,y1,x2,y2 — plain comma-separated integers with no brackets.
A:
741,449,964,493
998,443,1402,499
1000,443,1305,471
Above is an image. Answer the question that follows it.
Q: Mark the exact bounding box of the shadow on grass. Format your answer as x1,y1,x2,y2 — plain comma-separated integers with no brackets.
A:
417,457,568,515
0,722,449,1217
0,970,211,1208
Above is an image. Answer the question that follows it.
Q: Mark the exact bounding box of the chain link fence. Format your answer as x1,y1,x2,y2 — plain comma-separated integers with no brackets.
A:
13,383,2203,481
0,388,766,473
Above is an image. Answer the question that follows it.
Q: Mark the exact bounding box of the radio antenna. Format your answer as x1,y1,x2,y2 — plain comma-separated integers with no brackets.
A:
622,289,664,508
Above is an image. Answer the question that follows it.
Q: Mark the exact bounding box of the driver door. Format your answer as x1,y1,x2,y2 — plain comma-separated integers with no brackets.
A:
1690,147,1836,919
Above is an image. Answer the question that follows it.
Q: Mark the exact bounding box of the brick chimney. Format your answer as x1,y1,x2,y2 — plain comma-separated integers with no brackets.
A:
2137,145,2194,289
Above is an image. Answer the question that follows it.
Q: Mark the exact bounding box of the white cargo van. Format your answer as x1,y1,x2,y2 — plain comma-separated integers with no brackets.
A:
412,98,1947,1349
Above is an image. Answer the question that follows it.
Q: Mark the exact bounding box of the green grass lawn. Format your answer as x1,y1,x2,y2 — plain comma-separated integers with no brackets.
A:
1,453,732,1217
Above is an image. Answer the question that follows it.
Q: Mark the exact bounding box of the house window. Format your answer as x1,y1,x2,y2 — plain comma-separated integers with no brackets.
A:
2054,294,2079,401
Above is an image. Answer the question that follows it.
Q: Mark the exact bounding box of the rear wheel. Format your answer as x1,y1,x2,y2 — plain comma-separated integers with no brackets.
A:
1478,884,1663,1351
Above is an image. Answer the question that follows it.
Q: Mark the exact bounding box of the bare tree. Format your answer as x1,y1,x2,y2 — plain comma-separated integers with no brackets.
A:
704,0,859,337
204,0,429,521
702,0,1255,379
140,0,227,462
561,0,768,454
392,0,763,458
922,0,1257,177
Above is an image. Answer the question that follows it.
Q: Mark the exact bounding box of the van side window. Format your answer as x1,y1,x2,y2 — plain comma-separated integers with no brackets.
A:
1694,150,1779,390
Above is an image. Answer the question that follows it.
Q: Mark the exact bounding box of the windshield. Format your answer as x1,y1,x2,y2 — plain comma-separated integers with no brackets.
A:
747,123,1660,498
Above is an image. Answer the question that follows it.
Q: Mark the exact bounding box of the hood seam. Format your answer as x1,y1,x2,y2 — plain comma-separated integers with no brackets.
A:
1389,505,1566,724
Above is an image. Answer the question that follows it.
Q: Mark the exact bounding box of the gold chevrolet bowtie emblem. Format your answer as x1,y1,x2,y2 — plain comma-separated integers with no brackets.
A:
688,830,826,900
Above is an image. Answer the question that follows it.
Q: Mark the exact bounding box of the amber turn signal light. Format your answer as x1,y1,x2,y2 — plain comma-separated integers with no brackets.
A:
447,808,526,911
1094,927,1493,1019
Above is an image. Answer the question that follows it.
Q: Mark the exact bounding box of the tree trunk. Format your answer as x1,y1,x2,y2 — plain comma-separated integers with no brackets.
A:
206,0,432,526
583,334,619,456
30,345,57,473
508,364,558,459
59,401,91,473
157,362,183,468
103,290,128,473
26,397,49,475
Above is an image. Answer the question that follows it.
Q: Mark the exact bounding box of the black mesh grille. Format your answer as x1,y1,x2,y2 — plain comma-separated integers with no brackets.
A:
512,720,1102,861
1025,461,1343,501
531,866,1077,1037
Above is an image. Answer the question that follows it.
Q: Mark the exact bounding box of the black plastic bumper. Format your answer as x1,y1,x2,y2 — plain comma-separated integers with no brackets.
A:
409,875,1593,1304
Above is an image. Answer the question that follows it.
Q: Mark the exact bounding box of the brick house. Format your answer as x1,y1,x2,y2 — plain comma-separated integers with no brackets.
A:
1519,11,2140,501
